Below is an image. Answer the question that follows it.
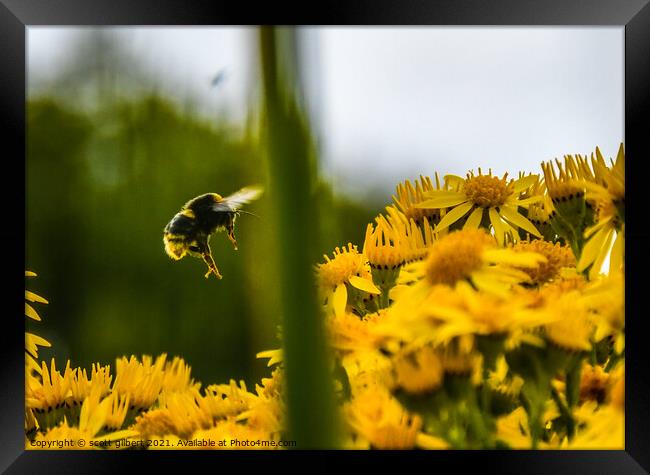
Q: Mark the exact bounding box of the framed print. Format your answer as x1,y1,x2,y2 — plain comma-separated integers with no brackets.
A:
2,0,649,472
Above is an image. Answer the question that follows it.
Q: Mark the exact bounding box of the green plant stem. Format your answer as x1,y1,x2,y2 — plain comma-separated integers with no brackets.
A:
259,26,339,449
550,386,576,440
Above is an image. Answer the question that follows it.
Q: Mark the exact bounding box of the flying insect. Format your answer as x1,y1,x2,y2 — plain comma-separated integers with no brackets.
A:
163,185,263,279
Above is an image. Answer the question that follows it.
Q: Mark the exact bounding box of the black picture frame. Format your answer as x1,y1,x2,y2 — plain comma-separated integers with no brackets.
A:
2,0,649,472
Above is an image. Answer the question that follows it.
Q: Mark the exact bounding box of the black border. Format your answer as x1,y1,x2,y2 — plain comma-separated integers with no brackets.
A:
3,0,649,472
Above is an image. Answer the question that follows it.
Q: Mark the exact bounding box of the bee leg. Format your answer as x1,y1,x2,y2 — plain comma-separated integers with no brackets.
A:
226,221,238,250
200,243,222,279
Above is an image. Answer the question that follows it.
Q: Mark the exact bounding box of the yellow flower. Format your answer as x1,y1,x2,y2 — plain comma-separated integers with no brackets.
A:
578,270,624,345
236,395,284,435
568,403,624,449
577,199,623,279
542,154,593,202
255,367,283,399
112,355,166,410
25,271,51,376
398,229,546,300
345,387,446,449
326,311,381,353
29,387,136,450
202,379,258,419
387,207,438,265
256,349,283,367
161,356,198,393
68,363,113,406
133,381,256,440
26,359,73,413
488,356,524,398
339,346,395,397
579,363,610,404
104,392,131,430
391,174,447,227
496,407,530,449
583,144,625,206
364,218,406,269
392,345,444,395
416,169,542,244
512,239,576,284
542,293,594,352
317,243,381,317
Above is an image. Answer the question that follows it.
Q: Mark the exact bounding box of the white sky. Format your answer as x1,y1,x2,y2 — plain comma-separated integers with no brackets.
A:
28,27,624,199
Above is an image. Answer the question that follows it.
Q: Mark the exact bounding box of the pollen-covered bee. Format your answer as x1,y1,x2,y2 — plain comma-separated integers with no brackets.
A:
163,186,263,279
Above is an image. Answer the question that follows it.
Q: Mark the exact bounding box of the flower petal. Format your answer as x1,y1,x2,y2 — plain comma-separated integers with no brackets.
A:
435,201,474,232
256,349,283,366
25,303,41,321
349,276,381,294
577,226,612,272
444,174,465,189
609,231,623,274
333,283,348,317
25,290,48,304
470,271,512,298
509,195,544,207
463,207,484,230
512,174,539,194
25,332,51,356
499,205,542,238
415,193,468,209
584,216,612,239
489,207,507,245
484,249,547,267
589,229,614,280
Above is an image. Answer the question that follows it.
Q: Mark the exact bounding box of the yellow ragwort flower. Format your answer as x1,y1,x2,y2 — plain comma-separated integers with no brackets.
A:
415,169,542,244
391,174,446,227
345,387,447,449
29,387,136,450
408,228,546,297
513,239,576,284
317,243,381,317
392,345,444,395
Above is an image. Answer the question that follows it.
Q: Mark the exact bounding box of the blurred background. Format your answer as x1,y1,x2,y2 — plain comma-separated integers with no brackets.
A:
26,27,623,387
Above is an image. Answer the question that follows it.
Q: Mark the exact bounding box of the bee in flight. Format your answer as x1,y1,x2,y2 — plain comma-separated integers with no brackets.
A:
163,186,263,280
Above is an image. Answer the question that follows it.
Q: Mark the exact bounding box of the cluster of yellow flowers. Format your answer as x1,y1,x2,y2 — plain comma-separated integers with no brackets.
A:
315,144,624,449
25,144,624,449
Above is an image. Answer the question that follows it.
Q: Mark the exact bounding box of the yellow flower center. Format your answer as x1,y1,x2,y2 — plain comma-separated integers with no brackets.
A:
513,240,575,284
425,229,494,286
317,244,368,289
463,173,512,208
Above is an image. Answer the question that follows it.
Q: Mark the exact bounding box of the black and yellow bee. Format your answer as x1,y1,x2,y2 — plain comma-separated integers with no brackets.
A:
163,186,263,279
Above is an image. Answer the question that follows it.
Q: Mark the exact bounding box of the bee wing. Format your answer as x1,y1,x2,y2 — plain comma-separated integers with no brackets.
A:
212,185,264,212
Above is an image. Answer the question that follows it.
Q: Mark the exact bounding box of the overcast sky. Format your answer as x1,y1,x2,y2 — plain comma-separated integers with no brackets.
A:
28,27,624,199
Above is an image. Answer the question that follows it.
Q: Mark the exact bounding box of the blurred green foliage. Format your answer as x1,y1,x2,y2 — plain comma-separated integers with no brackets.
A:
26,93,378,387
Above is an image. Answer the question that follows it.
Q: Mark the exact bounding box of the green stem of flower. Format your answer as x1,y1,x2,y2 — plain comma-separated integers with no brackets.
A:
259,26,339,448
550,386,576,440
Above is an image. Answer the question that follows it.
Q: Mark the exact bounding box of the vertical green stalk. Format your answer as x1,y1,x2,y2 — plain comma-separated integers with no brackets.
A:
259,26,339,448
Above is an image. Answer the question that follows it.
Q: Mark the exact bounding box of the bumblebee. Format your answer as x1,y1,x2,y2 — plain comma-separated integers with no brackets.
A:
163,186,263,279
